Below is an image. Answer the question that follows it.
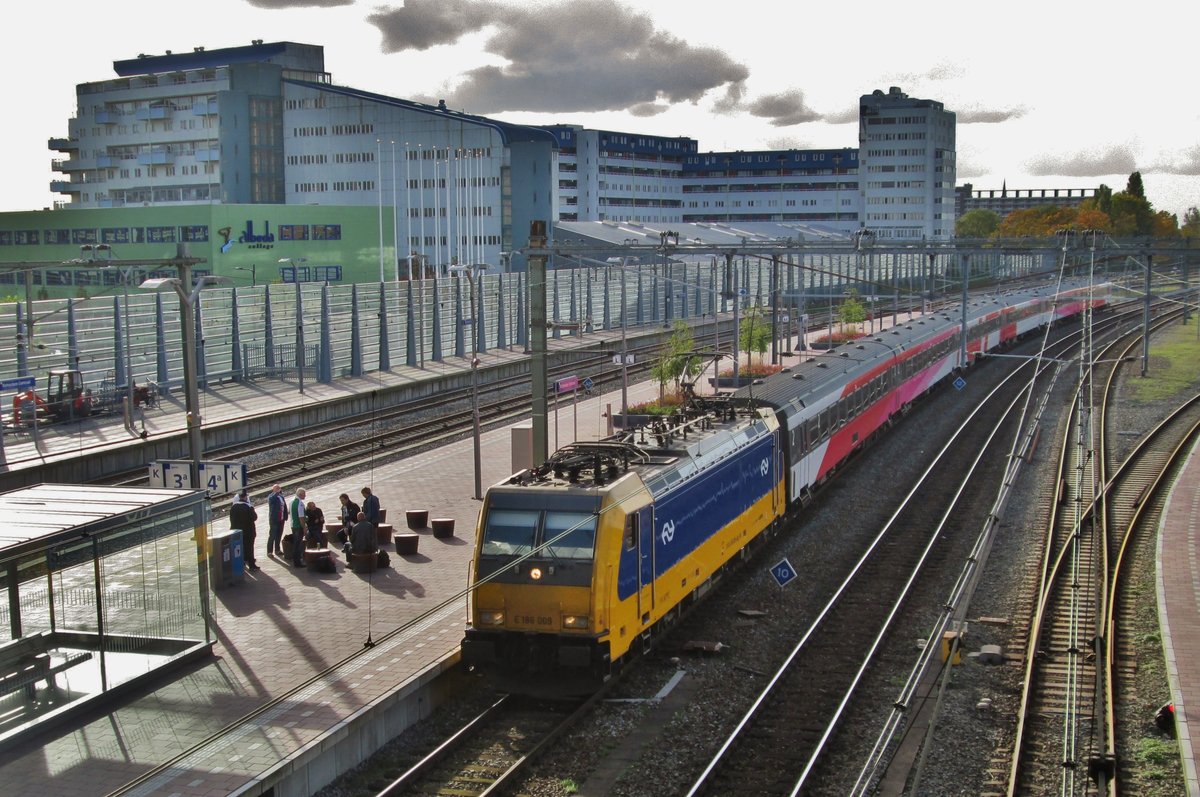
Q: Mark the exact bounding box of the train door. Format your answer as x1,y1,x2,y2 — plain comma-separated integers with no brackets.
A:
637,506,654,623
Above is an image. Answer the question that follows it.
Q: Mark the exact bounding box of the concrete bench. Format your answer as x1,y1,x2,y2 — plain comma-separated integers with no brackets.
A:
304,548,334,570
394,532,420,555
375,523,394,545
431,518,455,539
405,509,428,530
350,552,378,574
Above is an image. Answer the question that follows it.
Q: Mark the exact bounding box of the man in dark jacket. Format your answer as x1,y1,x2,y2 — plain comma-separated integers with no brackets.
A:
267,484,288,557
360,486,381,527
230,490,259,571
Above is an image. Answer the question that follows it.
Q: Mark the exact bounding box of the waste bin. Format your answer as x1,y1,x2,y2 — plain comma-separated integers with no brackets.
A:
209,529,245,588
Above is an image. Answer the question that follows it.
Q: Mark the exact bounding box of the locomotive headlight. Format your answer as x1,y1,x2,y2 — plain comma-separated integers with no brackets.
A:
529,567,544,581
562,614,589,630
478,610,505,626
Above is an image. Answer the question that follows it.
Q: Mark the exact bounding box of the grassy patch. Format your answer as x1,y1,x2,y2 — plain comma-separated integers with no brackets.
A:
1133,736,1181,781
1125,321,1200,403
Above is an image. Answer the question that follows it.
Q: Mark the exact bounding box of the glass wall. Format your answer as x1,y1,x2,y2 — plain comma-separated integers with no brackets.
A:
0,487,212,746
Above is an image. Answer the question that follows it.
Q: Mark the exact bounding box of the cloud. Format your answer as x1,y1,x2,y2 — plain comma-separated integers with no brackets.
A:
823,104,859,125
764,135,809,150
1151,145,1200,176
629,102,669,118
711,81,747,115
245,0,352,7
1026,145,1138,177
367,0,749,113
367,0,503,51
747,89,821,127
956,106,1027,124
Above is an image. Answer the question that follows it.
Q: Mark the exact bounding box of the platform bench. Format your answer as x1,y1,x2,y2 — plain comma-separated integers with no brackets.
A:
0,632,92,699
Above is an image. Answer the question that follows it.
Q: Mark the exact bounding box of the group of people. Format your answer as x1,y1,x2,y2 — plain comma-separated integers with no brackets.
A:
228,484,383,572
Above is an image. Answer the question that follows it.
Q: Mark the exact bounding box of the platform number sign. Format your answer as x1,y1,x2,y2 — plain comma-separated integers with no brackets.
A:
149,460,248,495
953,376,967,391
770,558,798,589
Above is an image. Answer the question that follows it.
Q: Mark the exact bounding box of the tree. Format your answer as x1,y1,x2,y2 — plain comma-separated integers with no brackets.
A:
956,209,1001,238
1094,184,1113,215
1151,210,1180,238
739,306,772,366
839,289,867,333
1181,207,1200,238
650,321,702,398
1108,192,1154,236
1126,171,1146,199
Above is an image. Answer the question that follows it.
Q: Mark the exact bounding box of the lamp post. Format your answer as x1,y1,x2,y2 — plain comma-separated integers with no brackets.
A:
234,265,256,286
83,244,140,432
140,268,232,490
278,258,308,392
450,264,484,500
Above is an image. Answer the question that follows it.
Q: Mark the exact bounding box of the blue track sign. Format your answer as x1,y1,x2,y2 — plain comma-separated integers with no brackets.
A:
0,377,36,391
770,558,798,589
582,377,594,392
953,376,967,391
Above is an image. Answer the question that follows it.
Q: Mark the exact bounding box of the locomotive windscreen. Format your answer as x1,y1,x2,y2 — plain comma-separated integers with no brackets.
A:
480,493,602,561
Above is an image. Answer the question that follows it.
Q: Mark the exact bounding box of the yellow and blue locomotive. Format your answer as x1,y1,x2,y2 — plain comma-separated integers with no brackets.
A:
462,400,785,692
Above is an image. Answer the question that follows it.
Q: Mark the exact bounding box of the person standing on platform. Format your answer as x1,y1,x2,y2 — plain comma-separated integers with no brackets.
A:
230,490,259,572
289,488,307,567
361,486,381,527
337,493,360,545
267,483,288,557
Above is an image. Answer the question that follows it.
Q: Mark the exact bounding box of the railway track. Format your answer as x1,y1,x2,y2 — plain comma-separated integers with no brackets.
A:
1006,310,1190,796
683,318,1076,796
369,693,592,797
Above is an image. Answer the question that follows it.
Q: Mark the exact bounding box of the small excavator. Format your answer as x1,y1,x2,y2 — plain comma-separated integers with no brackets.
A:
10,369,157,426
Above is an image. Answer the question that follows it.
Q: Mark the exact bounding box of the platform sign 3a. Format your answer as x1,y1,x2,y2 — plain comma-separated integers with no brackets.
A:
149,460,248,495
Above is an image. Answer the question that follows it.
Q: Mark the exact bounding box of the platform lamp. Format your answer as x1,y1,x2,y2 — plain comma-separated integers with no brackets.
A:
140,270,232,489
449,263,485,500
234,265,256,286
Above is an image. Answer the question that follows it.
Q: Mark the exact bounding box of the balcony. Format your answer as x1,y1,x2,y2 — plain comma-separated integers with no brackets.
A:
50,180,81,193
135,106,169,121
192,99,218,116
138,148,176,165
48,137,79,151
195,147,219,162
94,110,119,125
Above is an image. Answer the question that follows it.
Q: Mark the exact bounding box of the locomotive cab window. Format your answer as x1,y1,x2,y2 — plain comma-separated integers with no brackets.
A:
481,509,539,556
543,512,597,560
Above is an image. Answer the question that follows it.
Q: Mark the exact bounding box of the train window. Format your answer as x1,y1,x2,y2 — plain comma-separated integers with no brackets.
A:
480,509,538,556
543,512,596,560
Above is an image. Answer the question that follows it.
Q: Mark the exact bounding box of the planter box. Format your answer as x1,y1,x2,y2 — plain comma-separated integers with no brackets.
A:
612,413,655,430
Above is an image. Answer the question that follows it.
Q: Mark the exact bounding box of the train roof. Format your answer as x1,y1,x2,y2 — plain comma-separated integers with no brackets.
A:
496,399,775,496
735,278,1094,412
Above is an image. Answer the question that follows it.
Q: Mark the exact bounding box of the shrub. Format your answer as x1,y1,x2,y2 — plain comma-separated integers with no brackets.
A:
719,363,782,378
626,393,686,415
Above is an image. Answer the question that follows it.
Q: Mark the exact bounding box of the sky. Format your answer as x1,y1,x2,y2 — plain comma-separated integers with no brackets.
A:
6,0,1197,219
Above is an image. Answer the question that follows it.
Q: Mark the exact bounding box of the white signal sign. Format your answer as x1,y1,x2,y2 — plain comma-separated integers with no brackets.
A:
149,460,248,495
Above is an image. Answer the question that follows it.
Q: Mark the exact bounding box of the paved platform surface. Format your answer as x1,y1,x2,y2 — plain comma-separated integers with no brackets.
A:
1157,438,1200,797
0,320,736,797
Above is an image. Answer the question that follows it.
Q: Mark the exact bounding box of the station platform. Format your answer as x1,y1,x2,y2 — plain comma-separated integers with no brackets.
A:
0,319,738,797
1157,437,1200,797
